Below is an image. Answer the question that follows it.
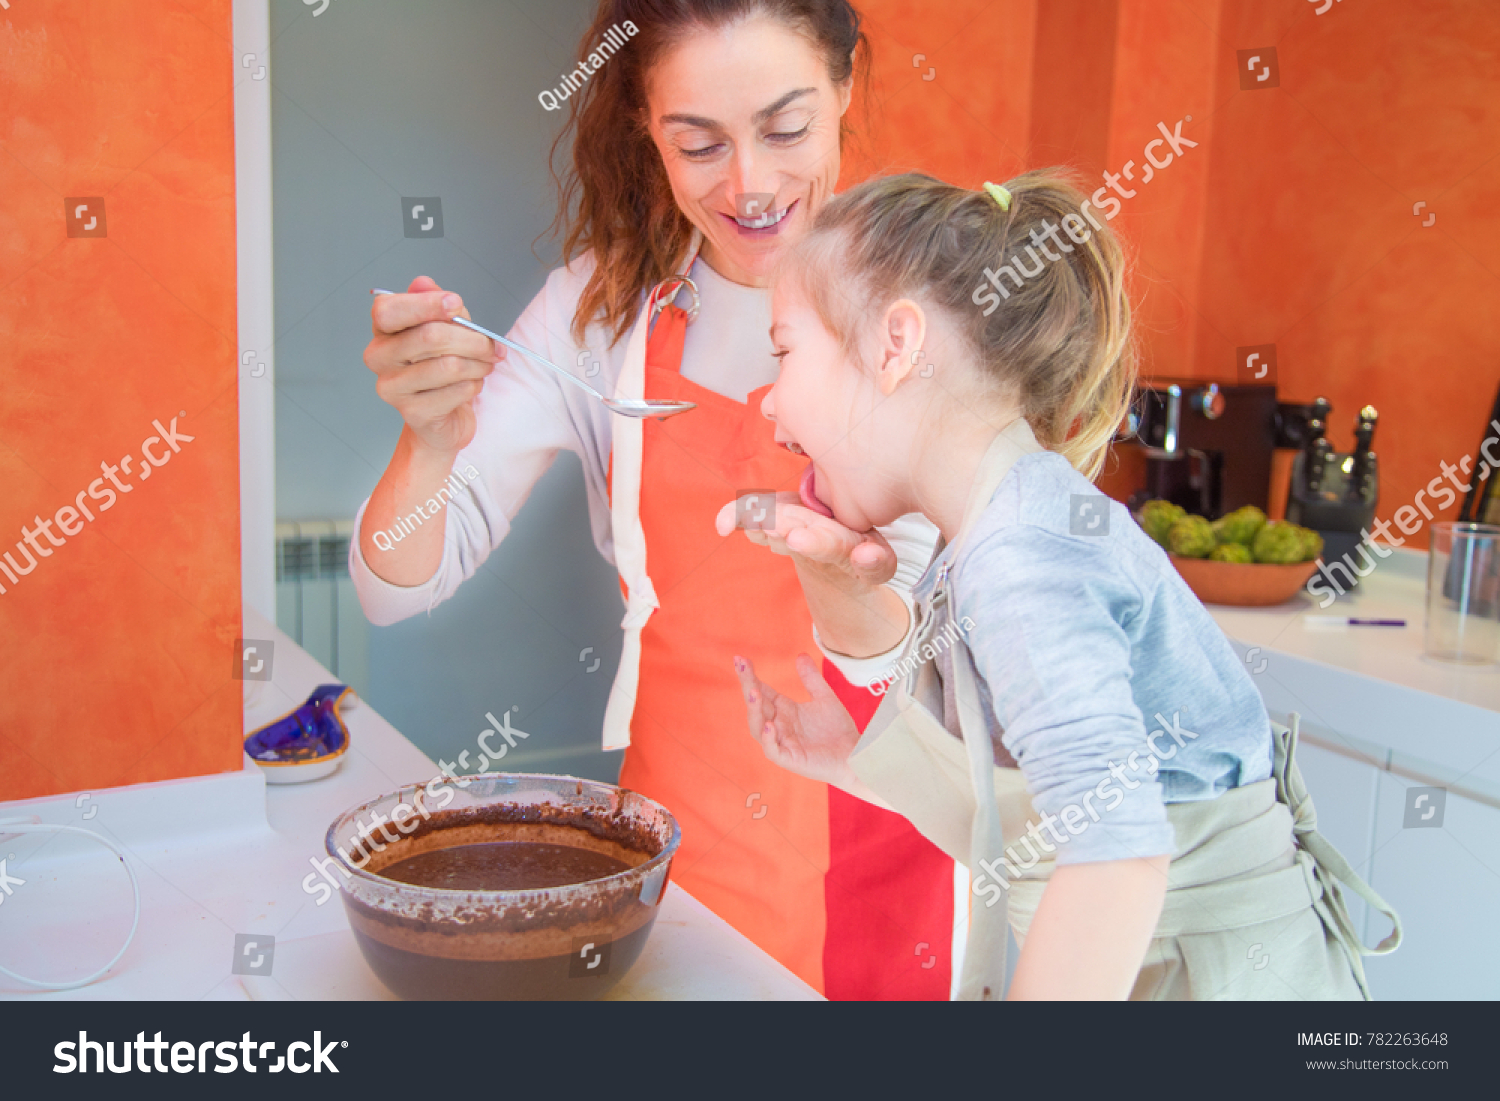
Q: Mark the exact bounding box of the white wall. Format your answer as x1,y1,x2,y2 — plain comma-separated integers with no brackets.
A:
261,0,625,780
234,0,277,621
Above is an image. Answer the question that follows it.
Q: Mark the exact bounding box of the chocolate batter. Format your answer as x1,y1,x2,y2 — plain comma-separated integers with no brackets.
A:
380,841,631,892
337,793,677,1000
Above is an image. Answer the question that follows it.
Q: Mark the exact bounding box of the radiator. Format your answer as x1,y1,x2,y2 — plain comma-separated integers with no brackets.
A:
274,520,368,697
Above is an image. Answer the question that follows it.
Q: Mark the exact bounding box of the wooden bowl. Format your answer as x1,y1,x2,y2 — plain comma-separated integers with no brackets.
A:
1168,554,1320,607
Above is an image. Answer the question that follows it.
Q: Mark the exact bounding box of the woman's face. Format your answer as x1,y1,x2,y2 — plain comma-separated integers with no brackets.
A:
644,16,853,288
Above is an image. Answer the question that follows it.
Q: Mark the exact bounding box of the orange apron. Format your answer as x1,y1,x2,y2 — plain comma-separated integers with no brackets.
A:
608,284,954,999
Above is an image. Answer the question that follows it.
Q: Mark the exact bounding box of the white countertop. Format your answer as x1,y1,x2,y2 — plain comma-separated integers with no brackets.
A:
0,606,818,1001
11,549,1492,999
1203,547,1500,804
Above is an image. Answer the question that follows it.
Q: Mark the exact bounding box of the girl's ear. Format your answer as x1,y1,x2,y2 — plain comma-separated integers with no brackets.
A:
875,298,927,397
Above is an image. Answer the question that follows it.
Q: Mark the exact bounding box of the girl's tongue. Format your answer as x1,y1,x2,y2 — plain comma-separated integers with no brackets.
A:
798,463,835,519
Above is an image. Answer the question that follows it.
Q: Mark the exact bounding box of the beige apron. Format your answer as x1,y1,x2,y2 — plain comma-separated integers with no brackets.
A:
850,420,1402,1000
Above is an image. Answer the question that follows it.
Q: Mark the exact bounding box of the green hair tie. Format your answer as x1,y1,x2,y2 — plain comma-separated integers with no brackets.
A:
982,181,1012,211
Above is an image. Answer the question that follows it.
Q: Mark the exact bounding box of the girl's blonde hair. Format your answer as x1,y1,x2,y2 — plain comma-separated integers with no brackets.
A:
778,170,1136,480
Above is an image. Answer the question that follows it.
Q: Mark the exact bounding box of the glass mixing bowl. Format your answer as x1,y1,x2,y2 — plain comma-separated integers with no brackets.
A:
325,773,680,1001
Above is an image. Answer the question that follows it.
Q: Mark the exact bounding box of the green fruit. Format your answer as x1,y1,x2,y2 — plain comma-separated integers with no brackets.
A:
1251,520,1306,564
1138,499,1186,548
1168,515,1216,558
1296,525,1324,562
1209,542,1253,563
1211,505,1267,547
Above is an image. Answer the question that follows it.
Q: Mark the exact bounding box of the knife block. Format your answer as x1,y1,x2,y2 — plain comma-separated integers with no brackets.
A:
1286,452,1379,590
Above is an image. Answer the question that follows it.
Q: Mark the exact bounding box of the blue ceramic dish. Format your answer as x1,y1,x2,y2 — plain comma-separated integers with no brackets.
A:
244,684,354,783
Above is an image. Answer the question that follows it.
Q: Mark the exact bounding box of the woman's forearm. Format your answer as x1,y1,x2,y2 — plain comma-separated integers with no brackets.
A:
359,426,462,586
1006,855,1169,1000
793,557,911,659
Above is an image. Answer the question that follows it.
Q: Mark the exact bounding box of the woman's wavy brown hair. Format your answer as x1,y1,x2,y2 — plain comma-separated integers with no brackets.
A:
546,0,869,346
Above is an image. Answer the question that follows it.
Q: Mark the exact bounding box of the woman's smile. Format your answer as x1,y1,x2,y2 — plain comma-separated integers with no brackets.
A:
725,198,799,236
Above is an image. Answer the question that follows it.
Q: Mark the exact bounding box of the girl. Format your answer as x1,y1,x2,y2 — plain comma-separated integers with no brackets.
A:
732,170,1401,999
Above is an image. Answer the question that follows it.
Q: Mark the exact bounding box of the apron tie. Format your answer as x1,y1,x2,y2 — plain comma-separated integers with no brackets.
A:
621,576,659,629
1274,713,1403,958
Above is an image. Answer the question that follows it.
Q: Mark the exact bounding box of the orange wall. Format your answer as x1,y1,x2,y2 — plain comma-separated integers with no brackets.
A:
0,1,243,801
1193,0,1500,528
847,0,1500,532
843,0,1037,187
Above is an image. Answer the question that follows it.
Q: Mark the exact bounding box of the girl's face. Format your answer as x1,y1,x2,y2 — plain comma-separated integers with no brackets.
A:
644,17,852,288
762,278,915,532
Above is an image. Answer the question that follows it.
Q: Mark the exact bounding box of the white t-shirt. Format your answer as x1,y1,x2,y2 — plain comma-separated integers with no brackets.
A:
349,250,936,685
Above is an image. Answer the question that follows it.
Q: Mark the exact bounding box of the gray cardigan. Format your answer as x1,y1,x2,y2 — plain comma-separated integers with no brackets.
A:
898,450,1275,866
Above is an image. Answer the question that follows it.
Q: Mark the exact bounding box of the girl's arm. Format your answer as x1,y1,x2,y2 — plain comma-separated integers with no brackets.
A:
792,556,910,657
1007,854,1170,1000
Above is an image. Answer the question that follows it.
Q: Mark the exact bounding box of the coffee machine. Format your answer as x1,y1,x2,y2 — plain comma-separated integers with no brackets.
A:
1119,380,1281,518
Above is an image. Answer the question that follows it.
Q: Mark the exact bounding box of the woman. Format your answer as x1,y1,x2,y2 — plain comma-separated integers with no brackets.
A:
352,0,953,999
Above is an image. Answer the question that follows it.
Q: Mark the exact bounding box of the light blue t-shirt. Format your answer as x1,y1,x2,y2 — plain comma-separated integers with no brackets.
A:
912,450,1274,866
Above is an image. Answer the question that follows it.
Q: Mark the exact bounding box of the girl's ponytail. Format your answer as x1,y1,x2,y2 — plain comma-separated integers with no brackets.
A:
1033,180,1136,480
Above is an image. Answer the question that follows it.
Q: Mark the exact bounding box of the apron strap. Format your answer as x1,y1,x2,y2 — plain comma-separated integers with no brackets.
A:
940,419,1042,1000
949,419,1041,563
1150,850,1327,936
601,230,703,751
872,419,1043,1000
645,302,691,374
1274,714,1404,957
946,602,1010,1000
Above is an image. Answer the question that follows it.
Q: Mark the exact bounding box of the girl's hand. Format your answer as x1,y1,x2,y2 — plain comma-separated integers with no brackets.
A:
365,276,502,456
715,493,898,588
732,654,863,790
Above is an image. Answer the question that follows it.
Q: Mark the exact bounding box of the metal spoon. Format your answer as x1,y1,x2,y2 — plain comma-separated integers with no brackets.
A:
371,289,695,420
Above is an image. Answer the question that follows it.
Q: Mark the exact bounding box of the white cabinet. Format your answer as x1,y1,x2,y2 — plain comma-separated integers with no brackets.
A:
1362,772,1500,1000
1287,734,1500,999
